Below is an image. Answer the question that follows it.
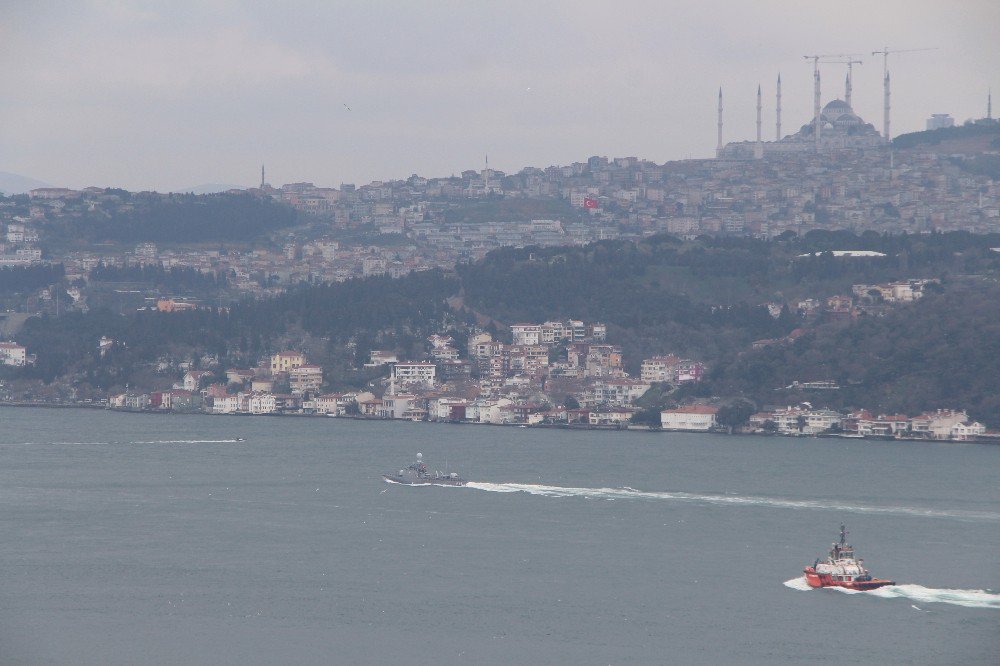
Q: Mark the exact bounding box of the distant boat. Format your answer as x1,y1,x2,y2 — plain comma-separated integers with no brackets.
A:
382,452,466,486
803,525,895,591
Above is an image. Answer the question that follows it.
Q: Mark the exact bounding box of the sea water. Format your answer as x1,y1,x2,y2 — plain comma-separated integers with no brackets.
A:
1,408,997,664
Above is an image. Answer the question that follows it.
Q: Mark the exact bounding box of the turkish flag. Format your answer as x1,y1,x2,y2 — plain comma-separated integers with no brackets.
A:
583,197,599,209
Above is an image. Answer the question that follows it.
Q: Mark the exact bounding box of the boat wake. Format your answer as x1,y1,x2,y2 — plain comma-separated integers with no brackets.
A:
131,439,243,444
783,577,1000,609
463,482,1000,522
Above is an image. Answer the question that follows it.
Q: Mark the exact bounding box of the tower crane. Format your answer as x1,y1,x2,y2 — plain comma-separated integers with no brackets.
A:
870,47,938,143
871,46,938,78
818,58,863,107
802,54,864,150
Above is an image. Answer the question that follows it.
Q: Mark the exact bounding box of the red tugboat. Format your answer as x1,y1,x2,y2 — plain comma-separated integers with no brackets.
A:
803,525,895,591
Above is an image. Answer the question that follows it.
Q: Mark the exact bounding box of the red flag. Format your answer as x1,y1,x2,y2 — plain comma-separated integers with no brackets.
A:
583,197,599,209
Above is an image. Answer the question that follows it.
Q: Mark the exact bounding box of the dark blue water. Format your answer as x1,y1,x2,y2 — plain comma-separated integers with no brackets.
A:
1,408,997,664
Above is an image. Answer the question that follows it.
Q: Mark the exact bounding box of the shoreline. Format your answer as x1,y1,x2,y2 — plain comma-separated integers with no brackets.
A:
2,401,997,444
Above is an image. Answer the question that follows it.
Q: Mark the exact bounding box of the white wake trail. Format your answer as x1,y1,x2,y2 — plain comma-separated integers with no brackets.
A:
463,482,1000,522
131,439,242,444
783,577,1000,609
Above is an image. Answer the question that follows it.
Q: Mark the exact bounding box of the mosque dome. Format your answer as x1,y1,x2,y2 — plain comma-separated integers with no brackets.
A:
820,99,864,130
823,99,853,114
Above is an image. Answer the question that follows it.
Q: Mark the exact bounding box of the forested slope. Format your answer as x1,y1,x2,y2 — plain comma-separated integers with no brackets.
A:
704,284,1000,426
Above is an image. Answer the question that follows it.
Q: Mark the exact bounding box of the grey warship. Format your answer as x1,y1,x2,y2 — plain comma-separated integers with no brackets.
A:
383,453,466,486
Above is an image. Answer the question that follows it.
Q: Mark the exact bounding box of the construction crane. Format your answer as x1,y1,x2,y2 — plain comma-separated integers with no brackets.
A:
803,53,866,76
871,47,938,143
802,54,865,149
818,57,863,107
871,46,938,78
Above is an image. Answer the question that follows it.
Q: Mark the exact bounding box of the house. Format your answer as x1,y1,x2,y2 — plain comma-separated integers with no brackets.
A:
123,393,150,411
98,336,115,356
660,405,719,431
365,350,398,367
427,397,469,421
226,368,255,385
212,394,241,414
247,392,277,415
589,407,634,426
911,409,985,440
156,298,197,312
0,341,28,366
850,411,910,437
356,395,382,416
378,394,419,419
314,393,344,415
270,350,305,374
289,364,323,393
251,378,274,393
182,370,211,392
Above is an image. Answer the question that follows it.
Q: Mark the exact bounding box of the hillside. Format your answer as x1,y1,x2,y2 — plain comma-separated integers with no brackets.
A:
6,231,1000,425
36,191,299,245
702,284,1000,427
457,231,1000,368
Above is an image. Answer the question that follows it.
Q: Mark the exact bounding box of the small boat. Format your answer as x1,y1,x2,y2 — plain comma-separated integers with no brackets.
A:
382,453,466,486
803,525,895,591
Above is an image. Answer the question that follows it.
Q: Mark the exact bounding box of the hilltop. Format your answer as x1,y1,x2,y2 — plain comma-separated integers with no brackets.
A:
893,122,1000,154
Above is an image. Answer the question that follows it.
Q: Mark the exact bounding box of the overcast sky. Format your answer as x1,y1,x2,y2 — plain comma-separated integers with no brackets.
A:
2,1,998,191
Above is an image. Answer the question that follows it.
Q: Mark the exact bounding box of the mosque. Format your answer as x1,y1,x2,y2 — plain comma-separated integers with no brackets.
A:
717,71,884,159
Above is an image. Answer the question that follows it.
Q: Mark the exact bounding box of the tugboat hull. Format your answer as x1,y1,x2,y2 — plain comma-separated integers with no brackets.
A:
804,567,895,590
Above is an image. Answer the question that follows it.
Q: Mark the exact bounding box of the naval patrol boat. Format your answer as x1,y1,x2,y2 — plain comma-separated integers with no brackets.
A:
383,453,466,486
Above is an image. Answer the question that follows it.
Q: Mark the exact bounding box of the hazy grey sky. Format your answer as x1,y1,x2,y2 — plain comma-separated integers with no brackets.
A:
2,1,998,191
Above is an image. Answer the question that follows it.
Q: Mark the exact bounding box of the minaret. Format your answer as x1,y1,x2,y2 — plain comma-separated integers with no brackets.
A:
989,89,993,120
754,84,763,159
716,87,724,157
814,69,822,151
484,154,490,194
845,72,852,108
883,71,891,143
775,74,782,140
260,164,265,188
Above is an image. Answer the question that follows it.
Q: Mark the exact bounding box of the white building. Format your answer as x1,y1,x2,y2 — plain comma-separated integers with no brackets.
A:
641,355,682,383
378,394,418,419
391,362,436,387
926,114,954,130
289,364,323,393
212,394,241,414
911,409,985,440
591,379,650,406
511,324,542,346
365,350,398,367
0,341,28,366
660,405,719,431
247,392,277,414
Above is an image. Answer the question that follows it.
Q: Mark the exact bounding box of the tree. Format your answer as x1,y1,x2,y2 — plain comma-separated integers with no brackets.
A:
630,407,662,428
716,399,756,433
564,395,581,410
344,400,360,416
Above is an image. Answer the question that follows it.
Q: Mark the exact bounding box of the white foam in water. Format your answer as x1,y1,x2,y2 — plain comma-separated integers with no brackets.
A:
782,577,1000,609
783,576,814,591
131,439,242,444
463,482,1000,522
